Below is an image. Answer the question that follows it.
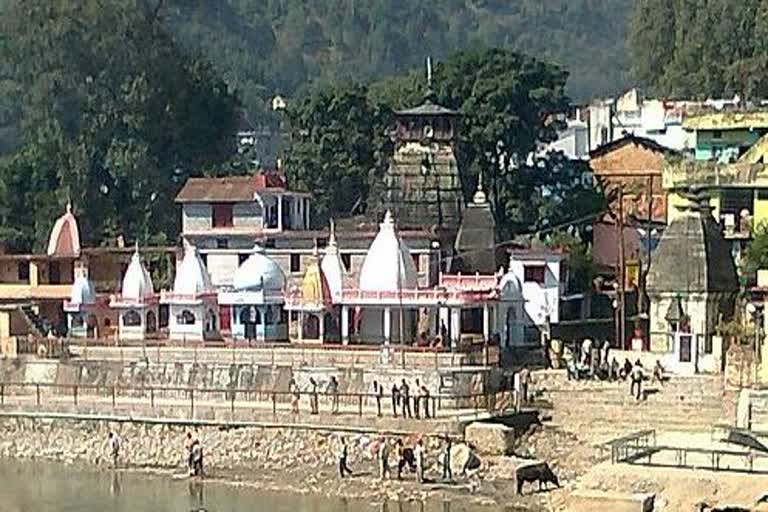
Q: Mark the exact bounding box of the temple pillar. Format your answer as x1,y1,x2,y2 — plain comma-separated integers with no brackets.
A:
277,194,283,231
29,261,39,287
318,313,325,343
341,305,349,345
383,307,391,345
298,311,304,342
450,308,461,349
483,304,490,341
438,307,449,339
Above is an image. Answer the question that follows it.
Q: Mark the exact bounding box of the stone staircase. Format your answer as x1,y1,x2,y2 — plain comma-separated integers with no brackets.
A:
531,370,734,440
19,305,48,337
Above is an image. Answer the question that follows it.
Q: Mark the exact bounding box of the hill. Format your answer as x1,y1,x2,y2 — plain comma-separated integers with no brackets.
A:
165,0,635,120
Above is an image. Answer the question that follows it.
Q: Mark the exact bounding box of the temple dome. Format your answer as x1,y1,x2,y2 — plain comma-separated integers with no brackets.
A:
359,211,418,292
173,243,214,295
499,271,522,299
233,244,285,291
47,203,81,257
122,249,155,301
300,250,332,307
321,220,345,302
70,267,95,305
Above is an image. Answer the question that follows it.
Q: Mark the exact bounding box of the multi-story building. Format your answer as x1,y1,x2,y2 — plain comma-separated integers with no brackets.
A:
682,111,768,162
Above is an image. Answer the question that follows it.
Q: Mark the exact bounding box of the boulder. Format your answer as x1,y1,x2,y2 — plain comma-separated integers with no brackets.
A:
465,421,515,456
450,443,481,475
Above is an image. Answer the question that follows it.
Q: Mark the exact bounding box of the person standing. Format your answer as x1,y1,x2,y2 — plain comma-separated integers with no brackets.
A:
328,376,340,414
391,383,400,418
519,365,531,405
338,438,352,478
395,439,405,479
420,384,431,419
400,379,412,418
441,437,452,481
373,381,383,417
414,439,425,483
184,432,196,473
377,437,390,480
630,360,644,401
413,378,421,419
289,378,300,415
104,431,121,467
309,377,319,415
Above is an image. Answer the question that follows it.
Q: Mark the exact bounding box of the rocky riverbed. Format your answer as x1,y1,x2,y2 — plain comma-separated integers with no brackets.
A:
0,416,563,510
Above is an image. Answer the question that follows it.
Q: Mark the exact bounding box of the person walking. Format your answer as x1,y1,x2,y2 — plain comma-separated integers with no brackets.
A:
104,431,121,467
377,437,390,480
400,379,412,418
519,365,531,405
338,438,352,478
441,437,452,481
184,432,196,473
395,439,405,479
289,378,300,415
309,377,319,415
414,439,425,483
630,360,644,401
327,376,340,414
391,382,400,418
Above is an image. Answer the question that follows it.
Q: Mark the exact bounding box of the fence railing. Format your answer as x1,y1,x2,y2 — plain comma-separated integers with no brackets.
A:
0,381,506,421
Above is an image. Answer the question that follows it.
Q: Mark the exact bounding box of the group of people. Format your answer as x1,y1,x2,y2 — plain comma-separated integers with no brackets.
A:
287,376,433,419
101,431,203,477
566,338,667,401
338,435,457,484
385,379,432,419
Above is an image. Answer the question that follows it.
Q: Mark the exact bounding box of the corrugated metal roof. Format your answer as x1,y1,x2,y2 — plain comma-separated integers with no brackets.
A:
175,174,298,203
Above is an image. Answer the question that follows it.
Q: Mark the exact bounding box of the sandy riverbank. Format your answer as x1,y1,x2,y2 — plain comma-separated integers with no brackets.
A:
0,416,561,511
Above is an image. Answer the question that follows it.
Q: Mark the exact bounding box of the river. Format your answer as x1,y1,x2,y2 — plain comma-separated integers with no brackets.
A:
0,459,524,512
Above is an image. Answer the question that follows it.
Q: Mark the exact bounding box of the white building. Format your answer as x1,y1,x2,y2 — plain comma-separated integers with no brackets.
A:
161,243,220,342
109,248,158,341
505,249,567,345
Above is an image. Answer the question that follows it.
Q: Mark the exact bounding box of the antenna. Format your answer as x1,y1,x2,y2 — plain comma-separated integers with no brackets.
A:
426,56,432,88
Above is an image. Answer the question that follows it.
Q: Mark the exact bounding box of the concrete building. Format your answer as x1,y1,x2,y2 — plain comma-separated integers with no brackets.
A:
175,173,311,287
646,192,739,374
506,249,567,345
683,111,768,162
217,244,287,342
109,248,159,341
161,244,219,342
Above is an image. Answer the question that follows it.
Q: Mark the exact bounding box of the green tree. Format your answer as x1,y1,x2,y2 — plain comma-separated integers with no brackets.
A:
283,83,392,226
741,221,768,286
0,0,238,251
546,229,595,293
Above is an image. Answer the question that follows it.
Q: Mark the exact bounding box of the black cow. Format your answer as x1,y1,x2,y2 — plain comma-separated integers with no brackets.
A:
515,462,559,495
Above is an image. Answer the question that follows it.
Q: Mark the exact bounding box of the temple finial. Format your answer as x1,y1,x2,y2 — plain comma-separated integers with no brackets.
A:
328,218,337,247
473,173,487,204
426,56,432,88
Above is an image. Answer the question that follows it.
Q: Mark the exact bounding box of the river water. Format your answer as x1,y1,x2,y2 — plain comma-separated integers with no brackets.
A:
0,459,520,512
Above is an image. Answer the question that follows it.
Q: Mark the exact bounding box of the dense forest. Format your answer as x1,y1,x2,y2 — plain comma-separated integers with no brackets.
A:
628,0,768,99
165,0,634,120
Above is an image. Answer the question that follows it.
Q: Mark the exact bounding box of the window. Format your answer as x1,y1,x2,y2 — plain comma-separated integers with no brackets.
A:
201,253,208,267
317,237,327,248
212,203,233,228
712,130,723,139
341,253,351,272
177,310,196,325
238,253,249,265
290,254,301,273
264,239,276,248
49,261,61,284
523,265,546,284
216,238,229,249
17,262,29,282
123,310,141,327
703,334,713,355
146,311,157,333
412,254,421,272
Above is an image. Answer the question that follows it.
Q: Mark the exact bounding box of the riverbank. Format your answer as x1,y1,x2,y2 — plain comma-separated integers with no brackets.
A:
0,415,556,511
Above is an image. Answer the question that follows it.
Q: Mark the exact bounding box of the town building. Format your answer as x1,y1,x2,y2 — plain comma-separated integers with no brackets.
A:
646,191,739,374
683,111,768,162
109,248,159,341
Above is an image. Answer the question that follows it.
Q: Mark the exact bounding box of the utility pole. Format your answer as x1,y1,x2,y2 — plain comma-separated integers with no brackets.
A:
644,175,654,315
617,186,626,349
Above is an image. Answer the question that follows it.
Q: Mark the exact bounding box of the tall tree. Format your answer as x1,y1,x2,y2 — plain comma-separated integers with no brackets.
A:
0,0,238,251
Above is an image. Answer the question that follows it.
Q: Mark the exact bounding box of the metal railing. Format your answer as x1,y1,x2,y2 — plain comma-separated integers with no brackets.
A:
0,381,504,420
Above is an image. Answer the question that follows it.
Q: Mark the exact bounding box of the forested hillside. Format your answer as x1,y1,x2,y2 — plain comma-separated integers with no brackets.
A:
165,0,635,121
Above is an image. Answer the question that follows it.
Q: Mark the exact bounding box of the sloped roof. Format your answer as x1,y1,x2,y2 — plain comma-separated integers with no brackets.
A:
396,99,458,116
647,196,738,294
589,134,675,159
175,174,289,203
